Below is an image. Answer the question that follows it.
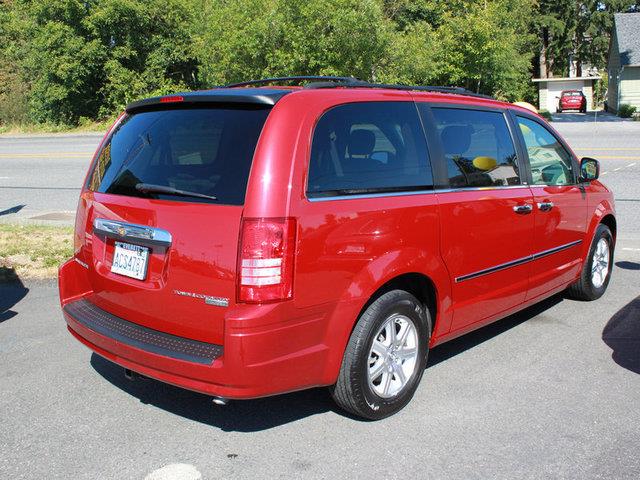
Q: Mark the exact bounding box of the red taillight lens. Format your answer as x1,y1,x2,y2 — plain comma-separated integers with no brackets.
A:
160,95,184,103
237,218,296,303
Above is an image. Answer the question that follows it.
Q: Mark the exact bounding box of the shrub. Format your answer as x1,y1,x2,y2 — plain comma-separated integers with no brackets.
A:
618,104,637,118
538,109,553,121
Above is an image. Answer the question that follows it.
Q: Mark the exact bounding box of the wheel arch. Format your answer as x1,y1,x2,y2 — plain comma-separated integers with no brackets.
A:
600,213,617,240
582,199,616,260
321,262,451,385
358,272,438,335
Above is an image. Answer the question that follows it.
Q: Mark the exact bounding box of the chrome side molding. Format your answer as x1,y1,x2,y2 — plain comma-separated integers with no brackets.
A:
455,240,583,283
93,218,172,248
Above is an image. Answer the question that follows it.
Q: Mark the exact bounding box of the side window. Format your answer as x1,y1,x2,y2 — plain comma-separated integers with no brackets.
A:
431,108,520,188
307,102,432,197
516,116,575,185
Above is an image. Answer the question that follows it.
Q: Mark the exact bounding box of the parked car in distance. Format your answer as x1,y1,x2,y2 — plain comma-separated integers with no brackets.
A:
558,90,587,113
59,76,616,420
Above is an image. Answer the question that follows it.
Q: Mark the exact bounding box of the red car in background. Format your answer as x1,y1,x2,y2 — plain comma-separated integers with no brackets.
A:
558,90,587,113
59,76,615,419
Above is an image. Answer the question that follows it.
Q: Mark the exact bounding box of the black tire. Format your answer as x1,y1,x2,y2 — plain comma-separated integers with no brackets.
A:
566,224,614,301
331,290,431,420
557,107,562,113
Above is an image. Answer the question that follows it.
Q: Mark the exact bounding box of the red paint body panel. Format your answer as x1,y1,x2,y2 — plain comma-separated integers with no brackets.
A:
436,187,534,330
59,87,615,401
526,185,588,299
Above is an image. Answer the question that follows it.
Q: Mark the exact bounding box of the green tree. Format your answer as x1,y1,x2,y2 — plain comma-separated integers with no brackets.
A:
198,0,391,85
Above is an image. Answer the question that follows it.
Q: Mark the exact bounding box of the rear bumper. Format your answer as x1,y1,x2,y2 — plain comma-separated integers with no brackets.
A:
59,258,333,399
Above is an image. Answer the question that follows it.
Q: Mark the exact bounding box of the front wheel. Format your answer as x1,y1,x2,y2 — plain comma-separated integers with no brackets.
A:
566,224,614,300
331,290,430,420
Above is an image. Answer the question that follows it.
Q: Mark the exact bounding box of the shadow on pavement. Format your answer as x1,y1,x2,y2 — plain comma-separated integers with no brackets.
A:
602,296,640,374
90,353,336,431
0,204,25,216
428,294,563,367
91,294,565,430
615,261,640,271
0,268,29,322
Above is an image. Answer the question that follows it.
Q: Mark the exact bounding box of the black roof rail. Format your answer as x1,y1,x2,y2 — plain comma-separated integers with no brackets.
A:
225,76,361,88
224,76,494,100
306,80,493,99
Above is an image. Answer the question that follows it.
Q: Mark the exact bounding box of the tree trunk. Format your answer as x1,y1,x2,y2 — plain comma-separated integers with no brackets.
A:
540,27,549,78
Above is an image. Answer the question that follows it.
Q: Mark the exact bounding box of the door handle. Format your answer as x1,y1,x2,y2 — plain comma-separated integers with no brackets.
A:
537,201,554,212
513,204,533,214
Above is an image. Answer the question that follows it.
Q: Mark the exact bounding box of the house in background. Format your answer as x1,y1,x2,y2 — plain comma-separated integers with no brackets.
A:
607,13,640,113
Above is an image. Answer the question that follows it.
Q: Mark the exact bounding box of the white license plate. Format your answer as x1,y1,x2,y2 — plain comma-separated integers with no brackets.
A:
111,242,149,280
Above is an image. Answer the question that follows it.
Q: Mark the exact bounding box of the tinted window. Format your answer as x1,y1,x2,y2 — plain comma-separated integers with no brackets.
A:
431,108,520,188
516,116,575,185
89,106,270,205
307,102,432,197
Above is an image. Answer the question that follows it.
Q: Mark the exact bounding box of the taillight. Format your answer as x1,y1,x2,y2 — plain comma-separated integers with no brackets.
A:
237,218,296,303
160,95,184,103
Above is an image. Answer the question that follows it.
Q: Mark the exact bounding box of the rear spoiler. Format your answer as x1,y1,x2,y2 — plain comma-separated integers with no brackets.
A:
125,88,290,114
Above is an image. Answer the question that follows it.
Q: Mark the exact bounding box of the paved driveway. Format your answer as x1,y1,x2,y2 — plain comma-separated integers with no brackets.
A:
1,262,639,479
551,111,632,123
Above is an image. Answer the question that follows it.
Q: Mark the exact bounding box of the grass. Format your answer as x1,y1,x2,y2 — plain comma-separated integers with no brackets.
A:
0,117,114,135
0,224,74,281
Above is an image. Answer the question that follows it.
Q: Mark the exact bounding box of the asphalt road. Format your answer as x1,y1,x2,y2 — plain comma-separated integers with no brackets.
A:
0,133,101,223
1,115,640,479
1,260,639,479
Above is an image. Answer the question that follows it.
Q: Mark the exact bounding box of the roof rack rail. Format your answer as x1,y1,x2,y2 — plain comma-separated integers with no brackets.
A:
224,76,494,100
225,76,360,88
304,79,494,99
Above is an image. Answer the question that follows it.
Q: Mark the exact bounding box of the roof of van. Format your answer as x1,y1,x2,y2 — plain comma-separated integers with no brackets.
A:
125,83,518,115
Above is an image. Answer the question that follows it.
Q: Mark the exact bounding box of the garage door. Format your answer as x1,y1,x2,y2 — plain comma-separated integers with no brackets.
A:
547,81,585,112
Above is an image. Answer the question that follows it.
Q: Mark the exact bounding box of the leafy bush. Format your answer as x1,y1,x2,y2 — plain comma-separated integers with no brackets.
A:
618,104,637,118
538,109,553,121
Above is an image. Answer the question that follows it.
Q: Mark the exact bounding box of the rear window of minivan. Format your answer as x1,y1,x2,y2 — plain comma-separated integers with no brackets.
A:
88,106,271,205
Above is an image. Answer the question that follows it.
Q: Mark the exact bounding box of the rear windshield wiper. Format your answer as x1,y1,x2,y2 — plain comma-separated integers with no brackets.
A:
135,183,218,201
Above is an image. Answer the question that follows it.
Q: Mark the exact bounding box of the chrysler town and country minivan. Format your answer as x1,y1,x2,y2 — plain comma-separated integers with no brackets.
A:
59,77,616,419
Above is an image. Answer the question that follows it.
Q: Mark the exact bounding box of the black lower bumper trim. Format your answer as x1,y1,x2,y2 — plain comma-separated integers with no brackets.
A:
64,298,223,365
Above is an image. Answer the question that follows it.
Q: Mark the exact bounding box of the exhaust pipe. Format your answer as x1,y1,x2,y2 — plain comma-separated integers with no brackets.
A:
124,368,136,381
212,396,229,406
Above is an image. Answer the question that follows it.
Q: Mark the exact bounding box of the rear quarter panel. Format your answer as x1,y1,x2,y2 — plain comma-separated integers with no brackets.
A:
245,90,454,382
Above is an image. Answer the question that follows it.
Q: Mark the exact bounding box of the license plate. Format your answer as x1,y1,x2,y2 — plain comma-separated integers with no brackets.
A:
111,242,149,280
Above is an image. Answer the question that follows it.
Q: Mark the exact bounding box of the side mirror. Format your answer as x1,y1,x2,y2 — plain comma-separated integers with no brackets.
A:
580,157,599,182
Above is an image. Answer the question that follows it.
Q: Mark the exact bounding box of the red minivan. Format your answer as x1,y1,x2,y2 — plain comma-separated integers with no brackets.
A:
59,77,616,419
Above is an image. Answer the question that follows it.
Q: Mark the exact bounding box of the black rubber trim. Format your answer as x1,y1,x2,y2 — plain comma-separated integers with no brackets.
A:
455,240,583,283
64,298,223,365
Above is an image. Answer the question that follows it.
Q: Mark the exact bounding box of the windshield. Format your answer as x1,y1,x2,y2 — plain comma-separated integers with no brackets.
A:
88,106,271,205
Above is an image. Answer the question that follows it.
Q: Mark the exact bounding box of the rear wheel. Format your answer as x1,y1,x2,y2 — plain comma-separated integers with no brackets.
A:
566,224,614,300
331,290,430,420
